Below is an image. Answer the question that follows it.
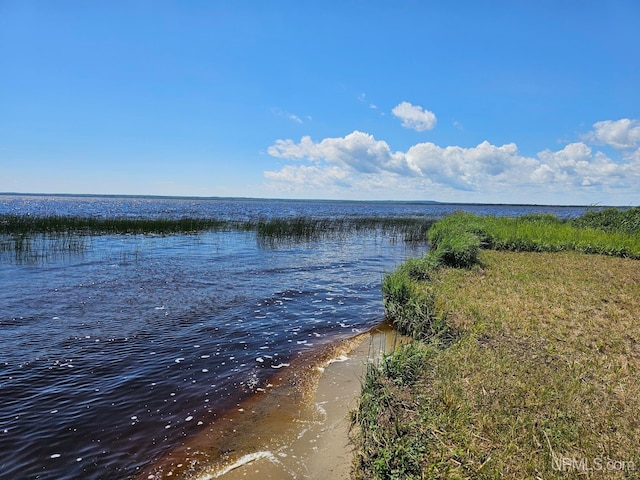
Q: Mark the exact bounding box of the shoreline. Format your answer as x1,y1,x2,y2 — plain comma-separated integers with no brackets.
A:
213,326,402,480
139,323,405,480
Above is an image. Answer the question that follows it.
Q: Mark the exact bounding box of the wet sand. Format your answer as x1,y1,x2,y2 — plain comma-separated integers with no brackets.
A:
211,324,403,480
140,323,403,480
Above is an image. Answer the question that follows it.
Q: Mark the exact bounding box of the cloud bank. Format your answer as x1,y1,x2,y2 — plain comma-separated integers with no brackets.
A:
265,118,640,203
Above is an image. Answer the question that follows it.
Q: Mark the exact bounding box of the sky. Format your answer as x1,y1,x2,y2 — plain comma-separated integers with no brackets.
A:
1,1,639,205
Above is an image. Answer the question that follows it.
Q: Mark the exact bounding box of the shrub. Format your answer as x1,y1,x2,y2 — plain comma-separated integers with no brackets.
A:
431,230,481,268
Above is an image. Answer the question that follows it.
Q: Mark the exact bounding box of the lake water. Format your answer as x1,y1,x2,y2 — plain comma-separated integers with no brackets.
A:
0,195,590,479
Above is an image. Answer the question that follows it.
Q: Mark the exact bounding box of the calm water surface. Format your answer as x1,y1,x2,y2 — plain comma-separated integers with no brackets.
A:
0,195,590,479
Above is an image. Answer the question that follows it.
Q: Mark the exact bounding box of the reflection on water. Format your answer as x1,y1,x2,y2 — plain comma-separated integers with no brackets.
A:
0,229,419,479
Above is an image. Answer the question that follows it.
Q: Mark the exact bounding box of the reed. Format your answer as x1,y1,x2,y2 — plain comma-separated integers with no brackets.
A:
0,214,434,261
0,214,433,239
255,216,434,242
570,206,640,234
0,232,89,264
0,214,237,235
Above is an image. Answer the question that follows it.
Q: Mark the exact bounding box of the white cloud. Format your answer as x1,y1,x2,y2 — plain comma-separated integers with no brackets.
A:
268,131,412,175
272,108,305,124
585,119,640,149
289,114,303,124
392,101,437,131
264,165,351,189
535,142,630,187
265,120,640,202
405,141,539,190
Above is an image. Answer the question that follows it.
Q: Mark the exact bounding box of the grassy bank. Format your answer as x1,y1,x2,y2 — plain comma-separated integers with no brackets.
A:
352,209,640,479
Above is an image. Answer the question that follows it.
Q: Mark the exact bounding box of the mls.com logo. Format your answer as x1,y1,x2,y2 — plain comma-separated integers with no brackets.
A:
552,455,636,473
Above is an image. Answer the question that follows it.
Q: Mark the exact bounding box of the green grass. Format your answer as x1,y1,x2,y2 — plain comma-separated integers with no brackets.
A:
570,206,640,234
0,232,90,264
429,211,640,259
0,214,239,235
0,214,433,240
354,210,640,479
255,216,434,243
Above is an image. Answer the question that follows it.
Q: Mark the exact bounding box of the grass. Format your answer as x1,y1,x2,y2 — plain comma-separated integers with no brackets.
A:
0,214,433,239
0,232,90,264
0,214,240,235
571,206,640,234
353,211,640,479
429,210,640,259
255,216,434,243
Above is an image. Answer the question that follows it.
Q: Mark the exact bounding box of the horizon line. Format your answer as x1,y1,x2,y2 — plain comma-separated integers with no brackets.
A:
0,191,625,208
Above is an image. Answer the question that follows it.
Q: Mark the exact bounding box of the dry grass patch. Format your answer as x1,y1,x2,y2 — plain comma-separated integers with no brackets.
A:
353,250,640,479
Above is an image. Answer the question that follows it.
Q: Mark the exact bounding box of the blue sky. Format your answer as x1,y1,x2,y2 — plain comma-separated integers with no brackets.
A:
1,1,639,204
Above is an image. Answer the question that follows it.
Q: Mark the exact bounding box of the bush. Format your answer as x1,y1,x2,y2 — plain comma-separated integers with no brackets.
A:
431,231,481,269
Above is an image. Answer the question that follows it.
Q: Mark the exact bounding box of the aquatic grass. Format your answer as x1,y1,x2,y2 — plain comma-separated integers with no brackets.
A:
0,213,434,262
0,214,433,240
255,216,434,243
0,232,90,264
0,214,239,235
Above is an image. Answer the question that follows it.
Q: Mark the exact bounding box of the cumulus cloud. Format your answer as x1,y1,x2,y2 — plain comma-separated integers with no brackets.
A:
534,143,627,186
405,141,537,190
268,131,412,175
264,119,640,201
392,102,437,131
585,119,640,149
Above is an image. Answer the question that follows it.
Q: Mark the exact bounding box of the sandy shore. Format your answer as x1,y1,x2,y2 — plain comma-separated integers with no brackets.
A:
139,323,403,480
212,324,403,480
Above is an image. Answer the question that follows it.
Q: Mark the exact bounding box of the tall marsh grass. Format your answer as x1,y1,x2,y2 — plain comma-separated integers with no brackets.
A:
0,214,434,261
0,214,433,240
429,211,640,259
570,206,640,234
0,233,90,264
255,216,434,242
0,214,238,235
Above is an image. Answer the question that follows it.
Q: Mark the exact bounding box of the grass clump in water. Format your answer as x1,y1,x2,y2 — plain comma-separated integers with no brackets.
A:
255,216,434,243
355,210,640,479
1,214,433,241
0,214,236,235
